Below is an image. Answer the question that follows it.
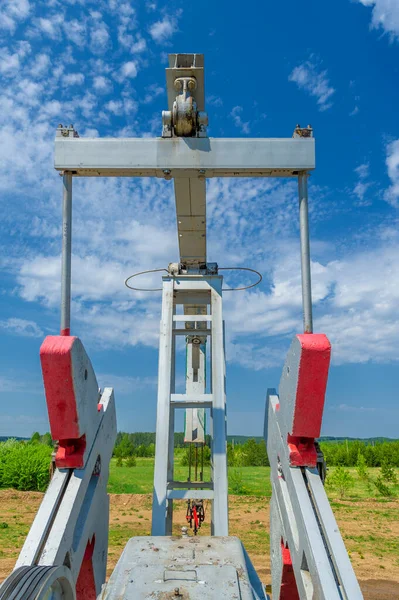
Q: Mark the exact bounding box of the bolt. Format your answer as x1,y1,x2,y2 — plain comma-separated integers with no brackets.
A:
174,588,180,597
163,169,172,180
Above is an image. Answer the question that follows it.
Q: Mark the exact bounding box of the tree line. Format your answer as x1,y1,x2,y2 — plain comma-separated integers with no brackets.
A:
113,432,399,468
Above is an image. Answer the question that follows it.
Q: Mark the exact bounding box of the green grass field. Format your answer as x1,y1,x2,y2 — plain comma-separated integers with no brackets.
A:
107,457,399,500
108,457,271,495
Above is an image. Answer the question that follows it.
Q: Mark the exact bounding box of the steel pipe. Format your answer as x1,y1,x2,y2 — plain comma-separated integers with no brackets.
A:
298,172,313,333
60,172,72,336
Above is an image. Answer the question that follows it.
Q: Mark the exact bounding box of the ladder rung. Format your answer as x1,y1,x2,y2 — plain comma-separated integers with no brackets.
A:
167,490,214,500
171,394,212,409
173,315,211,322
172,328,211,336
168,481,213,489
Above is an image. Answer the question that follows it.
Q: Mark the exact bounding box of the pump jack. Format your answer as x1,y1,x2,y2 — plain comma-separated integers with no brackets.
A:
0,54,364,599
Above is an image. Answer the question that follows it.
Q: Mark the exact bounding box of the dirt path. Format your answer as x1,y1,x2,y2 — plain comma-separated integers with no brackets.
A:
0,491,397,598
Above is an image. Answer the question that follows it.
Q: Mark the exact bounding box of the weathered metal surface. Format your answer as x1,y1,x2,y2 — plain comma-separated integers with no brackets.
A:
100,536,268,600
40,335,104,468
265,334,364,599
15,337,116,600
54,137,315,176
0,565,76,600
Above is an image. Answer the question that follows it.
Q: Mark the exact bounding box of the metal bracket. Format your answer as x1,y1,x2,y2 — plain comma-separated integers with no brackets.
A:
162,54,208,138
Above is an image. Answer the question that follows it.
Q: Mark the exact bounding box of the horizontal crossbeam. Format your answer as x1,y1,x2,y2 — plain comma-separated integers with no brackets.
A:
54,137,315,177
167,490,214,500
168,481,213,489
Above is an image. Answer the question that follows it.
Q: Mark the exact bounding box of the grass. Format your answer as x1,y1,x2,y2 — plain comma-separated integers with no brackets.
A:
108,458,399,501
107,456,272,496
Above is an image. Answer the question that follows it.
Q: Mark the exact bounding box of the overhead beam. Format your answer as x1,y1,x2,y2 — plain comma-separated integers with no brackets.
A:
54,137,315,177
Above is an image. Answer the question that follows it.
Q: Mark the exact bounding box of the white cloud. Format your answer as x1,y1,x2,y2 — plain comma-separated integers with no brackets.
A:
62,72,85,86
289,60,335,111
90,21,110,53
149,16,178,43
104,98,136,116
131,37,146,53
353,162,371,205
0,318,43,338
230,106,250,134
97,373,157,394
64,19,87,48
208,95,223,107
355,163,369,179
120,60,138,79
0,49,20,74
143,84,164,104
384,140,399,207
0,0,30,33
30,53,50,77
329,404,376,413
36,16,61,39
353,181,371,204
93,75,112,93
357,0,399,40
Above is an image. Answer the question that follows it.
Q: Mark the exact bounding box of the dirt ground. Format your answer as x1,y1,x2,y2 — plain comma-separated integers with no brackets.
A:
0,491,398,598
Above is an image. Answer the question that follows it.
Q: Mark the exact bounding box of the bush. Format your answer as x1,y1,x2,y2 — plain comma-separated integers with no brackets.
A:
116,457,123,467
380,460,397,484
356,452,368,480
326,467,354,499
125,456,137,468
229,468,246,494
0,441,51,492
374,476,393,497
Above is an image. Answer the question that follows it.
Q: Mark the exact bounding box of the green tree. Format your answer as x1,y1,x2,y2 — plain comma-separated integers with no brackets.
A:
229,468,245,494
356,452,368,480
41,432,53,447
114,433,135,458
380,460,397,484
125,456,137,467
374,476,393,497
30,432,41,444
326,467,354,499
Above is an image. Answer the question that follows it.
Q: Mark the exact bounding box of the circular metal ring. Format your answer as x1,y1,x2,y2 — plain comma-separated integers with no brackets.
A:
219,267,262,291
0,565,75,600
124,269,168,292
124,267,262,292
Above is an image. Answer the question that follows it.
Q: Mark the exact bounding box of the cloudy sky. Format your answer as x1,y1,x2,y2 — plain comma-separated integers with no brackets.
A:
1,0,399,438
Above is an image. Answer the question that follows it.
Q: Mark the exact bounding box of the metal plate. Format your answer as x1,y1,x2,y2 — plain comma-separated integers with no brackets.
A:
54,138,315,176
100,536,268,600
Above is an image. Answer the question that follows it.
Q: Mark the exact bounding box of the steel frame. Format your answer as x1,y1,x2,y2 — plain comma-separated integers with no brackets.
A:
151,275,228,536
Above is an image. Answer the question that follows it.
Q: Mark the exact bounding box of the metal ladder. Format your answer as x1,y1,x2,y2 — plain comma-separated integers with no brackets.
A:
151,273,229,536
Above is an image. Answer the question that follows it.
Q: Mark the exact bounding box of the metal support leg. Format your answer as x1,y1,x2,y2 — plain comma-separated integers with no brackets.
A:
210,283,229,536
152,279,174,535
298,172,313,333
61,171,72,336
166,306,176,535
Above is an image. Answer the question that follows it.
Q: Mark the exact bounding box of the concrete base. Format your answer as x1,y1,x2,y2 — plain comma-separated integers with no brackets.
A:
100,536,269,600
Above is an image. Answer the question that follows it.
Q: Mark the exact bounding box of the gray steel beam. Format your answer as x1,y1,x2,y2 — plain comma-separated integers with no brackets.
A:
54,137,315,177
151,279,174,536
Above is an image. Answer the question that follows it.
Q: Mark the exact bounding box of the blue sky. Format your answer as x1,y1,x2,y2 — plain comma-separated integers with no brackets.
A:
1,0,399,439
